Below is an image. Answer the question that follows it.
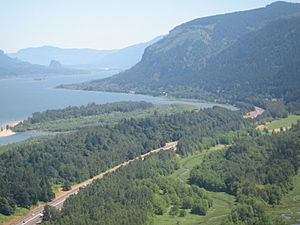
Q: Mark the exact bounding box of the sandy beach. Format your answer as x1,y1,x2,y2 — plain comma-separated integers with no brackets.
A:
0,120,23,137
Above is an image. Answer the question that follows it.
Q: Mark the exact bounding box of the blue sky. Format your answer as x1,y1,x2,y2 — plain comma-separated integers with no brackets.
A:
1,0,300,52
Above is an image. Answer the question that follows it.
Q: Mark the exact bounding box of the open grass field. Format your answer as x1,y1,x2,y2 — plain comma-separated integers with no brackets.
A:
154,145,236,225
267,171,300,225
266,115,300,131
153,192,235,225
169,145,225,183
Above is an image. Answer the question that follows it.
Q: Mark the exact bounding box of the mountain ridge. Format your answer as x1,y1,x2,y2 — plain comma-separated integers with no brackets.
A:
9,36,163,69
64,1,300,107
0,50,86,76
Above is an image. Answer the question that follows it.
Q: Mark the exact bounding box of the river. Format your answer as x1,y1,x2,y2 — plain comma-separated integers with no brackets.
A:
0,71,236,144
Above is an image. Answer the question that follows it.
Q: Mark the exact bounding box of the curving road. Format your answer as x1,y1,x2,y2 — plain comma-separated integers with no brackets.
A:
13,141,178,225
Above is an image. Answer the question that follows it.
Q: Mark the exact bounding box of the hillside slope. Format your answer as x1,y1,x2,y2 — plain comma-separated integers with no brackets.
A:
193,15,300,103
68,2,300,104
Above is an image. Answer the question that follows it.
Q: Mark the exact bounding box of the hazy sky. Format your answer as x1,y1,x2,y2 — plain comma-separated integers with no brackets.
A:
1,0,300,53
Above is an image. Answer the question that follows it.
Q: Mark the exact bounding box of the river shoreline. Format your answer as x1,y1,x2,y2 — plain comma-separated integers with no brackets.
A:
0,120,23,138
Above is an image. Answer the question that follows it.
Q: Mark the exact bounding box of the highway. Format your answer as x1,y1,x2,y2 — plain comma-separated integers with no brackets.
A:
13,141,177,225
14,189,79,225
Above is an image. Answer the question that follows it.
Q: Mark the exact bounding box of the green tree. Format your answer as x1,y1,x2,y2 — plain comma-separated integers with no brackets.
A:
179,210,187,217
62,181,72,191
152,195,168,215
42,205,59,221
191,201,208,216
0,197,15,216
169,205,179,216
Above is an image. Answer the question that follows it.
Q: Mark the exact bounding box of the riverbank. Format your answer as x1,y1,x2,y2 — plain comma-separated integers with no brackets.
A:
0,120,23,138
0,129,16,137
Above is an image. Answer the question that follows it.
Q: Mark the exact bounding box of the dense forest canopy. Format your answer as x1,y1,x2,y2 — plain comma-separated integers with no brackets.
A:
25,101,154,123
190,123,300,225
43,151,212,225
40,122,300,225
14,102,191,132
0,107,245,215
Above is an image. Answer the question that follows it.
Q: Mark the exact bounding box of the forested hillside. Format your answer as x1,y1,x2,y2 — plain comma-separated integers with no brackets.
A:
0,107,245,215
39,123,300,225
43,151,213,225
3,1,300,225
190,123,300,225
64,2,300,108
195,15,300,105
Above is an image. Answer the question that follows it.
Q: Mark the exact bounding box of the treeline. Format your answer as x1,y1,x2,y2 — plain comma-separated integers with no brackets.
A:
14,104,190,133
0,107,245,215
25,101,154,124
44,151,212,225
190,123,300,224
246,99,289,119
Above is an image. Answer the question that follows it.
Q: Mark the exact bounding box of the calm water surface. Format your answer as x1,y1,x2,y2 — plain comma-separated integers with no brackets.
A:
0,72,236,144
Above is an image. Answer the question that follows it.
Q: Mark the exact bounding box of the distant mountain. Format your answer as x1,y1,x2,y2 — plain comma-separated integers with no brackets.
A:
9,36,163,70
92,36,163,70
68,2,300,105
0,50,85,76
49,60,62,69
9,47,115,67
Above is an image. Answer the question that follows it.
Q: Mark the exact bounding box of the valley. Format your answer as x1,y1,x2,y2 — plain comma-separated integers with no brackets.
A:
154,145,236,225
1,1,300,225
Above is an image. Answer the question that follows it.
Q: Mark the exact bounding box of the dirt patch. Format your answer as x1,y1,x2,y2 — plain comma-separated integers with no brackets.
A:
243,107,265,119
